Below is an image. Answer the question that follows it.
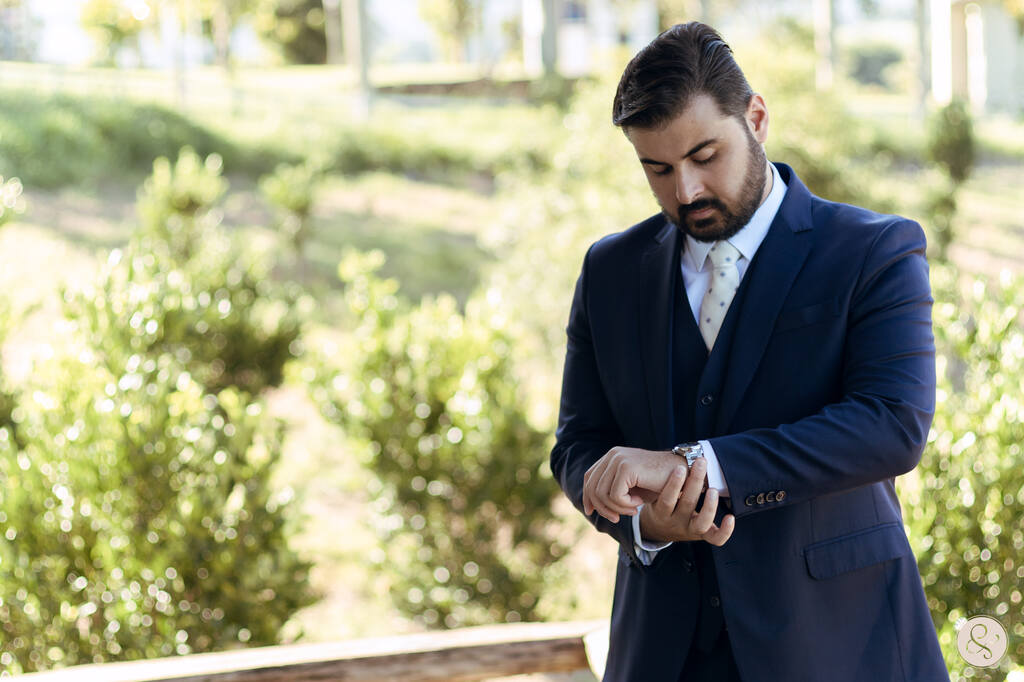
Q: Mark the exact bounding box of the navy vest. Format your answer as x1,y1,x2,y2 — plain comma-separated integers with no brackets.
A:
671,244,754,654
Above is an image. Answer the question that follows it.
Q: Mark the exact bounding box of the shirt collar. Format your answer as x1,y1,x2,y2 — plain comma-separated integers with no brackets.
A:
683,161,788,272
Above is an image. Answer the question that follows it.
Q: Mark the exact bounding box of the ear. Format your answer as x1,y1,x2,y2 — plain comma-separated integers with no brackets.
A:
745,93,769,144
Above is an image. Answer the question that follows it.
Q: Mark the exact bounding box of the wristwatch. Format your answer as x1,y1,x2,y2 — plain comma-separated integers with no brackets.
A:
671,441,705,468
672,442,708,491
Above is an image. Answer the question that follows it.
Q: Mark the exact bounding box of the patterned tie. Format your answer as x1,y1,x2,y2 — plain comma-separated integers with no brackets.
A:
699,240,742,351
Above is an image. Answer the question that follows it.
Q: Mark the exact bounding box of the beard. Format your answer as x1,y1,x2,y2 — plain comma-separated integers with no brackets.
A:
668,129,768,243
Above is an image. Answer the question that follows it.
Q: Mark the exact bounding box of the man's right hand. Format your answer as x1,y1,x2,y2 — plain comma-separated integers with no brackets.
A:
640,458,735,546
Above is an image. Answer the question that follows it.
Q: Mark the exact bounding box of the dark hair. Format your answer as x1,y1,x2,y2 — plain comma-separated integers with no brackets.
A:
612,22,753,129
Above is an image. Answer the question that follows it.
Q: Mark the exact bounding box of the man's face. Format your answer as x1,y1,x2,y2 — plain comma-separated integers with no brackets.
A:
625,93,770,243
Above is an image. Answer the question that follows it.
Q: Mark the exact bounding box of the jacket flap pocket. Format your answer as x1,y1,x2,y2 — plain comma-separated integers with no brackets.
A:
804,522,910,580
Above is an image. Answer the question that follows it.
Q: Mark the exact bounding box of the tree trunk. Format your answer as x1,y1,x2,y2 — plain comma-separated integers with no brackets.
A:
813,0,835,90
212,2,231,70
341,0,371,118
915,0,930,119
541,0,558,76
323,0,343,65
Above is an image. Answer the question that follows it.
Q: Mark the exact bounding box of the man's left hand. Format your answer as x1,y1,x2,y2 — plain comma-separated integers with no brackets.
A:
582,446,683,522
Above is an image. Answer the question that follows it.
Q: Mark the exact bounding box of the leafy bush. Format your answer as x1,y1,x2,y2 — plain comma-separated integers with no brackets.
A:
111,148,304,396
0,149,316,673
0,90,288,189
902,265,1024,681
0,175,25,229
259,160,322,261
329,122,549,187
307,250,564,628
0,297,18,446
928,99,976,185
846,42,904,89
0,350,315,673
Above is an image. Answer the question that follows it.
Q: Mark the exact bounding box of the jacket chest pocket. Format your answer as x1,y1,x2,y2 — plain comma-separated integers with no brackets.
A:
774,298,841,333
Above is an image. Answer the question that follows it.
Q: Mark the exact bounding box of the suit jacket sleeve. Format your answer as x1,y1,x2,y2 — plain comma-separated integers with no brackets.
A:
711,217,936,517
550,244,639,556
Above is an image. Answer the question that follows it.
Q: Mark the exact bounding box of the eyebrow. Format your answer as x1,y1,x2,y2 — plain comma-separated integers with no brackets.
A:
639,138,718,167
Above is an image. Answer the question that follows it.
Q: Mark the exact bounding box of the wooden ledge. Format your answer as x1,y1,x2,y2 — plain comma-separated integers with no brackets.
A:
16,620,607,682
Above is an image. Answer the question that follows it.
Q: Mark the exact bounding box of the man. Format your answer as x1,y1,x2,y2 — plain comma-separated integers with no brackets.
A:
550,22,947,682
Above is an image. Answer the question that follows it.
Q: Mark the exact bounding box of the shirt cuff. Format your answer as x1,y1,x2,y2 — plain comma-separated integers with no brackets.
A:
632,504,672,565
700,439,730,497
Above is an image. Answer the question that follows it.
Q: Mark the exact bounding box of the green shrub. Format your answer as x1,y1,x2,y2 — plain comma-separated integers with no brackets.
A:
0,175,26,229
0,297,18,445
136,147,229,262
846,42,904,89
0,147,316,673
902,265,1024,681
0,350,314,673
259,160,321,262
928,99,976,185
66,243,303,398
98,147,305,396
0,90,288,189
307,250,564,628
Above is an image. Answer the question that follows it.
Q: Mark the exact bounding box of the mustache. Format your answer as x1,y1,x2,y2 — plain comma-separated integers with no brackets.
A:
678,198,726,219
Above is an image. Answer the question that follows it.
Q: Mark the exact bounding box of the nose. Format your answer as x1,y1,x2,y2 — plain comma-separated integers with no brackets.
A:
674,169,704,205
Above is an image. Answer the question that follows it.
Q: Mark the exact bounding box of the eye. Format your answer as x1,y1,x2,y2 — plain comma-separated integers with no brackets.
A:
651,165,672,176
693,153,715,166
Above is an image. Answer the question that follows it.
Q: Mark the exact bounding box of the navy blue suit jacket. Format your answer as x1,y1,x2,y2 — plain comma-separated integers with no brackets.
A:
551,164,948,681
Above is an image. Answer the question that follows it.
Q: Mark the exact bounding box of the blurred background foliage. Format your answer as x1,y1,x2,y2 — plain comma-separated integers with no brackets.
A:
0,2,1022,679
306,249,563,629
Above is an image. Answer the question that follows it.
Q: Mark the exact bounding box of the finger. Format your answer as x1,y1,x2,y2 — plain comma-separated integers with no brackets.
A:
596,458,640,516
582,457,610,515
689,487,719,536
609,466,646,511
677,458,707,513
655,466,688,515
703,514,735,546
634,488,660,505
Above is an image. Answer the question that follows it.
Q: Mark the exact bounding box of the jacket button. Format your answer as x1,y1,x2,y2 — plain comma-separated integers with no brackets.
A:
700,394,714,406
756,493,765,505
709,596,721,607
744,495,756,507
765,491,776,503
776,490,787,502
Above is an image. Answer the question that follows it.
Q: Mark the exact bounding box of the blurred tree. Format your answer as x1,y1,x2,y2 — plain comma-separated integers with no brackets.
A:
195,0,257,70
0,0,40,61
253,0,328,64
418,0,482,62
1002,0,1024,29
80,0,151,66
925,99,975,260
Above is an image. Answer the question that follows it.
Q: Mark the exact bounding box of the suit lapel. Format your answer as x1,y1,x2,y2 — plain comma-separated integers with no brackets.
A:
638,220,679,448
715,165,814,433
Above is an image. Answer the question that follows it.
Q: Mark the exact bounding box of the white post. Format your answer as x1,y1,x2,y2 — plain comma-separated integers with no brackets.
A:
342,0,371,119
813,0,835,91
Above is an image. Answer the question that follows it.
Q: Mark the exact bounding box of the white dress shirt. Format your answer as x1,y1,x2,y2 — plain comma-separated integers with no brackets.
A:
633,161,788,562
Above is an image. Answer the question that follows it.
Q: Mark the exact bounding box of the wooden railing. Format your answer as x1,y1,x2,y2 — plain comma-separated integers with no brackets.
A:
14,620,608,682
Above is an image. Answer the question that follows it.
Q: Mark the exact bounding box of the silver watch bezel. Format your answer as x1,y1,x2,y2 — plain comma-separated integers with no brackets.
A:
671,442,705,467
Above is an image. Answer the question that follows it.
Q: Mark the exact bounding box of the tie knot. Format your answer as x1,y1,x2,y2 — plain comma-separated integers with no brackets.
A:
707,241,741,269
